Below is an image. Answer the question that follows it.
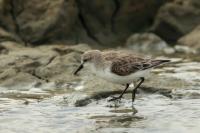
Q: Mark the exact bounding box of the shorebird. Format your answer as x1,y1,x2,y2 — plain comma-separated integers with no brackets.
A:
73,50,170,102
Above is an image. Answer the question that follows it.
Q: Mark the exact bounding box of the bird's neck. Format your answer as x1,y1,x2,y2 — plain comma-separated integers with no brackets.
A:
93,54,106,70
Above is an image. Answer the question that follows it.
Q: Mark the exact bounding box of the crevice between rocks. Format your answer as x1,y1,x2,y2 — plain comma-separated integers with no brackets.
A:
9,0,28,45
45,56,56,66
53,48,77,56
76,1,101,44
111,0,120,32
12,56,55,83
10,0,20,35
30,55,58,82
30,56,57,82
0,21,10,32
31,71,49,83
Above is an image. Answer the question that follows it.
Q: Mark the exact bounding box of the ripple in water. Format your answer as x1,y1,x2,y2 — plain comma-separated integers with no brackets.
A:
0,93,200,133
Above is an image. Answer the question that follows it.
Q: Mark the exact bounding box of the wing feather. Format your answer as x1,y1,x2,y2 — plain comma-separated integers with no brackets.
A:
111,57,169,76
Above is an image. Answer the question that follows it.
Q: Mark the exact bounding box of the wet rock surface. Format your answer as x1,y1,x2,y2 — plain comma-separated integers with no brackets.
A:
0,42,91,90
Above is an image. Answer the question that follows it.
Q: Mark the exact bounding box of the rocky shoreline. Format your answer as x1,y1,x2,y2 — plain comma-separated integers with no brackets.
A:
0,40,199,107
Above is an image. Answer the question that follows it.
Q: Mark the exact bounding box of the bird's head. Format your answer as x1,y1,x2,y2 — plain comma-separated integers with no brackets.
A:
73,50,101,75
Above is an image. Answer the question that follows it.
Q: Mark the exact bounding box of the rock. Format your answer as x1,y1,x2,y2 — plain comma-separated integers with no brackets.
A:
0,42,91,90
0,44,8,54
13,0,78,44
0,0,16,33
34,43,91,85
0,1,25,44
0,28,21,43
152,0,200,43
0,41,24,51
141,73,190,97
0,71,42,90
163,47,176,55
64,74,127,106
178,25,200,50
0,0,167,46
126,33,170,54
174,45,196,54
75,0,166,46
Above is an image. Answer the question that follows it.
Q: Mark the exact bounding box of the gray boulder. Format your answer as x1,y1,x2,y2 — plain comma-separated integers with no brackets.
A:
152,0,200,43
178,25,200,50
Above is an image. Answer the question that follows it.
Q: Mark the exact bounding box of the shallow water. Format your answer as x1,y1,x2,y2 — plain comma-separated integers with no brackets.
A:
0,93,200,133
0,61,200,133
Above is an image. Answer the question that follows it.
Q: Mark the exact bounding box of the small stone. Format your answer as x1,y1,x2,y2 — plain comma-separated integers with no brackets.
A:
163,47,175,54
126,33,169,54
175,45,196,54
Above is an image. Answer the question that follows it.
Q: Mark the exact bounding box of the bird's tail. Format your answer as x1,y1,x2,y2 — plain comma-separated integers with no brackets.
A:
151,59,170,67
156,59,171,63
143,59,170,70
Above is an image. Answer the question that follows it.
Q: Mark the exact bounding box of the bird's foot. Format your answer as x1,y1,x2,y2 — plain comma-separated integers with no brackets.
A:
108,96,122,102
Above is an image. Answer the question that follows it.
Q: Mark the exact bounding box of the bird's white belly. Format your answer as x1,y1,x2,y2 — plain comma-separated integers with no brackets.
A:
94,67,150,84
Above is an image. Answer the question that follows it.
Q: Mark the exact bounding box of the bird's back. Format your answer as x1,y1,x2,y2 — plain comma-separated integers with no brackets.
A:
102,50,144,61
101,50,170,76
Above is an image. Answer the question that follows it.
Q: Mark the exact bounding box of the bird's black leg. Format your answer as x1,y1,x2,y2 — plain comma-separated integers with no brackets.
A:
108,84,129,101
132,77,145,103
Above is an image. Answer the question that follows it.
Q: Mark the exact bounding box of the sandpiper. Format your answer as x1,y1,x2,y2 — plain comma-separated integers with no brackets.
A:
73,50,170,102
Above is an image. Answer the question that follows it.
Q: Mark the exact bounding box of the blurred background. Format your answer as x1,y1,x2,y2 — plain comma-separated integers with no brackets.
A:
0,0,200,133
0,0,200,50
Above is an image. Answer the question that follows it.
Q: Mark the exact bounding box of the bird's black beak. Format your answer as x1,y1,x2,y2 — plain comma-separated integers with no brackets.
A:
73,63,84,75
